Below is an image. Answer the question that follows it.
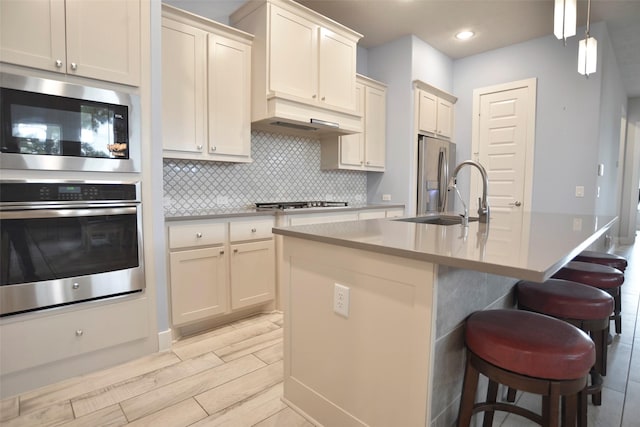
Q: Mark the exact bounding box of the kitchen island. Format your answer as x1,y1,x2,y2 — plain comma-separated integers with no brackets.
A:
273,211,616,427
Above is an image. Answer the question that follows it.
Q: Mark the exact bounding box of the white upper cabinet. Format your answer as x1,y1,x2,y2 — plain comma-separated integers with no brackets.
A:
321,75,387,172
0,0,141,86
415,81,457,139
161,5,252,163
231,0,362,136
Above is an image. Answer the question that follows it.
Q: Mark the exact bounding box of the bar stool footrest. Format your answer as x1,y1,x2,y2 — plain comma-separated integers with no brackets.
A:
473,402,543,425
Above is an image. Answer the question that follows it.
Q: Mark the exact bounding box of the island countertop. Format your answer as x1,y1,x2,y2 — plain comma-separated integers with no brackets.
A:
273,211,617,282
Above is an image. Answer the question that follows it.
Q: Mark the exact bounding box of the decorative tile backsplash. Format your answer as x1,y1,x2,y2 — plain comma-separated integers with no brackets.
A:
163,130,367,216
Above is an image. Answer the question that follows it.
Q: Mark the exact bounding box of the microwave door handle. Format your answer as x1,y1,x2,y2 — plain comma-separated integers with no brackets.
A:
0,206,137,220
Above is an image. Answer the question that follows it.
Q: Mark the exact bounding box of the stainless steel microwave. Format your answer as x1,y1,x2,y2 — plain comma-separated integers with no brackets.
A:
0,73,140,172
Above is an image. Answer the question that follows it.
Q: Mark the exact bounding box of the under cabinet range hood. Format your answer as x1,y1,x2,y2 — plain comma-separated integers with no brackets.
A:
250,93,363,137
231,0,363,137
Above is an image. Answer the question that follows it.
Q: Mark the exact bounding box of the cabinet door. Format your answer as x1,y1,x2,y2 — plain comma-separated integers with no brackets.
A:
364,85,386,169
318,28,357,111
436,97,453,138
418,90,438,134
65,0,140,85
230,240,275,310
170,247,228,325
208,33,251,157
162,18,207,154
269,5,317,101
340,82,365,168
0,0,66,73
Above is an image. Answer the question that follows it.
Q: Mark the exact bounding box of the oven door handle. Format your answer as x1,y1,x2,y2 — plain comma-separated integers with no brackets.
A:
0,206,137,220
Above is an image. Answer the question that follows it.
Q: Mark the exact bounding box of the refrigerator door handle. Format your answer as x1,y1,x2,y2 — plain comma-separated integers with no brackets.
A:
438,148,447,210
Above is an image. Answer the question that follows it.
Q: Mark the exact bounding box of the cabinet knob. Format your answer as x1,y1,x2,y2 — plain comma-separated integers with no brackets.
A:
75,330,84,337
220,250,225,255
234,248,238,253
312,94,317,99
55,59,63,68
366,161,370,165
72,282,80,290
509,201,522,207
196,232,203,238
321,96,326,101
197,145,203,151
70,62,78,70
251,228,257,232
210,146,216,152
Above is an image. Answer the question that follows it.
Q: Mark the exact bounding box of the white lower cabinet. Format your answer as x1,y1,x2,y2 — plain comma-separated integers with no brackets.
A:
170,246,228,325
0,297,148,375
230,240,275,310
167,217,275,327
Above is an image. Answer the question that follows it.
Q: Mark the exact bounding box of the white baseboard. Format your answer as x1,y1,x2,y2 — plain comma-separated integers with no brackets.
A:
157,328,173,352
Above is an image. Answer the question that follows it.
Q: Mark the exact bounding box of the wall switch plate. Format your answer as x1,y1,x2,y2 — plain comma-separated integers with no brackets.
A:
333,283,350,318
575,186,584,198
382,194,391,201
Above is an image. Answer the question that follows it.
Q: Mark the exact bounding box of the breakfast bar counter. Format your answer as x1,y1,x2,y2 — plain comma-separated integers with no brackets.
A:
273,211,616,426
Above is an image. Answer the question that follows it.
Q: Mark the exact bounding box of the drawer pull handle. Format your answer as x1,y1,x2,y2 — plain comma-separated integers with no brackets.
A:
76,330,83,337
196,232,203,238
72,283,80,290
251,228,257,232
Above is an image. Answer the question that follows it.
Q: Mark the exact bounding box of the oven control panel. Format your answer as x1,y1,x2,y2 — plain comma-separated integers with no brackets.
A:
0,182,138,203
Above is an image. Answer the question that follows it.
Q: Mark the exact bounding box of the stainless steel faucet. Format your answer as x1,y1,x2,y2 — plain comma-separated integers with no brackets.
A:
449,160,490,223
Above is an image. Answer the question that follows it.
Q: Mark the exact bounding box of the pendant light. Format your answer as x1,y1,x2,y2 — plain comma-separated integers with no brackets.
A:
554,0,577,42
578,0,597,77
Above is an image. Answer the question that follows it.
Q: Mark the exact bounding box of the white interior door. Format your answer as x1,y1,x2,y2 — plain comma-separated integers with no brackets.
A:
471,79,537,213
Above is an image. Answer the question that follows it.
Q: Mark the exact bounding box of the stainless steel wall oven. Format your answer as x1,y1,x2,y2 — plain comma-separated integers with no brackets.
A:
0,72,140,172
0,181,144,316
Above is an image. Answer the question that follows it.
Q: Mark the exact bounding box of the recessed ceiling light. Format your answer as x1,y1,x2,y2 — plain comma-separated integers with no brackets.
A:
455,30,475,41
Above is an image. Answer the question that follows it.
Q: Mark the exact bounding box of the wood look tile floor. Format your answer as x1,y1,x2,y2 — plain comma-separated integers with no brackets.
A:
1,241,640,426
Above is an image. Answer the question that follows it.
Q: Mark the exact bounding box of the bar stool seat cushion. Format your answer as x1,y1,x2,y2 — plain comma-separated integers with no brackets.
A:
553,261,624,289
574,250,628,272
517,279,614,320
465,310,595,380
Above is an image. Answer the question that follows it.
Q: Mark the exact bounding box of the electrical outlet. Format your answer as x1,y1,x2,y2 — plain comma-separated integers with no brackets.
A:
382,194,391,201
575,186,584,198
333,283,350,318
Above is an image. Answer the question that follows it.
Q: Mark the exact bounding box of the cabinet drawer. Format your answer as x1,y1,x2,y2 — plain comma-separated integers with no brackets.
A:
169,222,226,249
358,210,386,220
230,218,274,242
0,297,148,374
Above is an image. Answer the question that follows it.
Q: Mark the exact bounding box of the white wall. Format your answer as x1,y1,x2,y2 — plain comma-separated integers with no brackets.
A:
366,36,414,209
620,98,640,244
453,22,623,215
365,36,453,214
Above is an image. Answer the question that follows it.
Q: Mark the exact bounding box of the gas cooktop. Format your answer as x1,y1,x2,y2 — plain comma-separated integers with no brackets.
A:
255,201,348,210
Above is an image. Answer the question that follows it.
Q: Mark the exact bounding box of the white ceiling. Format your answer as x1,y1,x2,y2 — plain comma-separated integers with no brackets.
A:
295,0,640,97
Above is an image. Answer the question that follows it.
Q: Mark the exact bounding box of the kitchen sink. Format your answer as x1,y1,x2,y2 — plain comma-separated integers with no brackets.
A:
394,215,479,226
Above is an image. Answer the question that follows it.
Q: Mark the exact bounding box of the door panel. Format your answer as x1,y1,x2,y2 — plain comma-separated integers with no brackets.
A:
477,87,530,213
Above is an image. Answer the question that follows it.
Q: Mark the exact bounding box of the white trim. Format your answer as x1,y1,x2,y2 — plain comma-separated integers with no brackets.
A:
471,78,537,212
157,329,173,352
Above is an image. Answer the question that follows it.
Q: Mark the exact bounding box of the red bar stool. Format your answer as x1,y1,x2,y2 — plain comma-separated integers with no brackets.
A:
573,250,628,272
516,279,614,406
457,309,594,427
553,261,624,336
572,251,627,334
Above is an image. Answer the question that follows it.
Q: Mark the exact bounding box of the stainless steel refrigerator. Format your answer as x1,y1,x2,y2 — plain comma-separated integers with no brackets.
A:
417,135,456,215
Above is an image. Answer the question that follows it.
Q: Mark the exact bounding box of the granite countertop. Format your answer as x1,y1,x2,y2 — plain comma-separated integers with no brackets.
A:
164,204,405,221
273,211,617,282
